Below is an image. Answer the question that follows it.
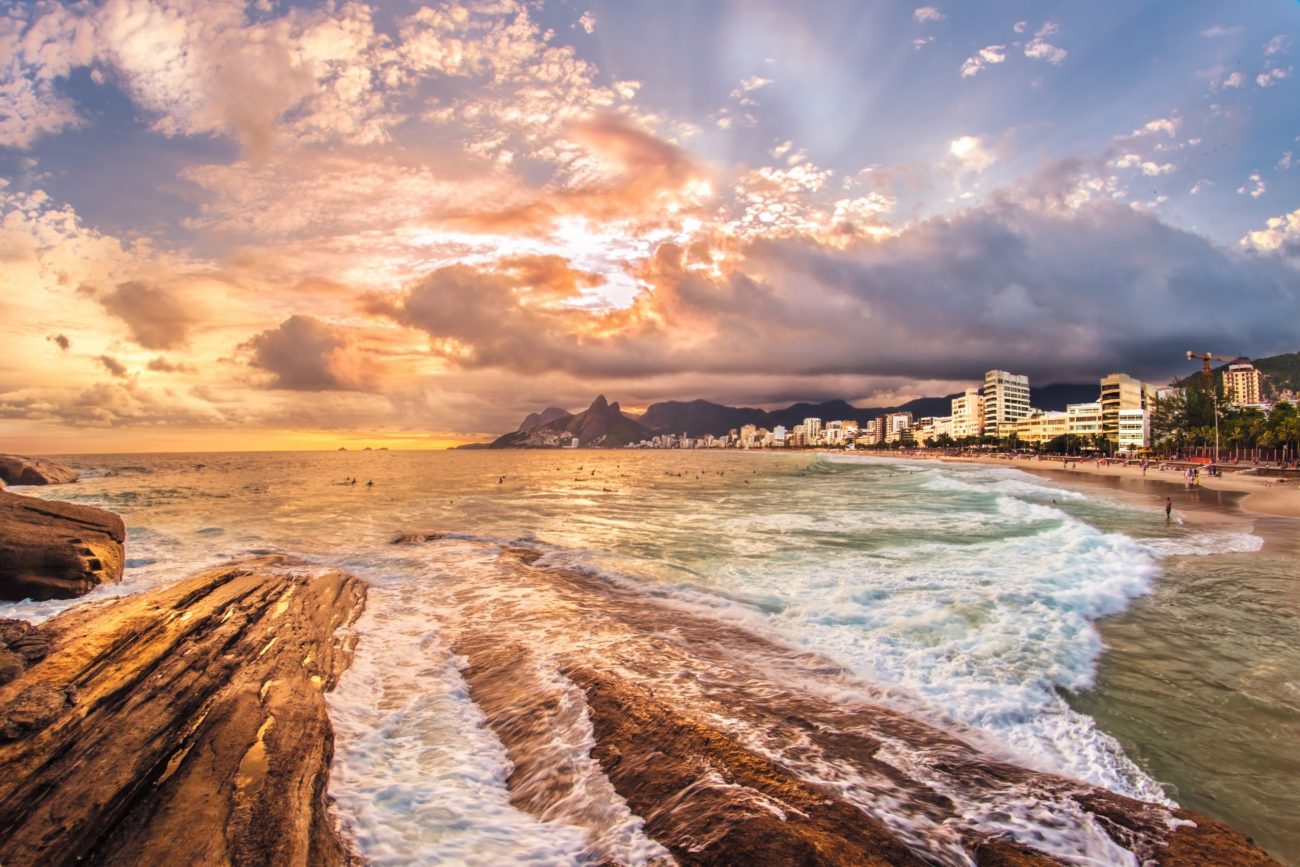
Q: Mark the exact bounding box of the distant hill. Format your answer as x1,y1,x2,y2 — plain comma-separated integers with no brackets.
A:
1032,383,1102,411
1174,351,1300,397
636,385,1096,437
491,395,650,448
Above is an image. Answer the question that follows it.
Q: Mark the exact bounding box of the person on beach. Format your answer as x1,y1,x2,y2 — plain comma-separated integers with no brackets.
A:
1165,497,1172,521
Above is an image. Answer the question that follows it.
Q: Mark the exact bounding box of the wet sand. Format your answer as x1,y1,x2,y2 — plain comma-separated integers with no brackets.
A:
935,454,1300,521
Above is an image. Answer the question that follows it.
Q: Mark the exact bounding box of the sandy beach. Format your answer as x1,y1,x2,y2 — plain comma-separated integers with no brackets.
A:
923,453,1300,522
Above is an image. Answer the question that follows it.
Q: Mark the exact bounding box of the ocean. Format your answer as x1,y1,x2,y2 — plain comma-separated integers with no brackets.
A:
6,450,1297,865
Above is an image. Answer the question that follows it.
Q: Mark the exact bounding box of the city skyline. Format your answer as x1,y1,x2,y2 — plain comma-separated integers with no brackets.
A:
3,0,1299,452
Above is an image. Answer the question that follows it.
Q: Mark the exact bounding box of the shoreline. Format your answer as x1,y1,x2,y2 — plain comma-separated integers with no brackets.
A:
838,450,1300,520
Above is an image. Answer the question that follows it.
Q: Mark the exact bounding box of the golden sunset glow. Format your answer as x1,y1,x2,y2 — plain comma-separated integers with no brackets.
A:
1,0,1297,451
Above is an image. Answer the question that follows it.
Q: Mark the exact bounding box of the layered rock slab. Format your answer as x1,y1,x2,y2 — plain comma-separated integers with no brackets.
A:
0,554,366,867
436,541,1281,867
0,455,78,486
0,490,126,601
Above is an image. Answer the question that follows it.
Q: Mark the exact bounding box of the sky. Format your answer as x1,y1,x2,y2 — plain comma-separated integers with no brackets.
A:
1,0,1298,452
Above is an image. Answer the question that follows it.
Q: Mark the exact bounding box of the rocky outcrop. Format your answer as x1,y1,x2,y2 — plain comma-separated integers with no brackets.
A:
0,555,366,867
0,490,125,601
432,540,1281,867
518,406,572,431
0,455,78,486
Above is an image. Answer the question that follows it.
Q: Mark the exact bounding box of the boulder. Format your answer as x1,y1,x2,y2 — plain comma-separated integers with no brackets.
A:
0,555,367,867
0,490,125,601
0,454,78,486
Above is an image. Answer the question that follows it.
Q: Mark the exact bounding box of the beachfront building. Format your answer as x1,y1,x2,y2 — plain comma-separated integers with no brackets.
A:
740,424,758,447
883,412,913,444
913,416,953,446
1223,361,1263,407
1099,373,1158,445
1116,408,1151,452
859,419,884,446
983,370,1031,436
1008,411,1068,445
1067,402,1103,439
803,418,823,441
951,389,984,440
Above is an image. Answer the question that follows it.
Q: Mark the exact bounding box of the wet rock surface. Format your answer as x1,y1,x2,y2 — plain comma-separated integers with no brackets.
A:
0,554,366,867
0,490,126,601
443,542,1281,867
0,455,78,486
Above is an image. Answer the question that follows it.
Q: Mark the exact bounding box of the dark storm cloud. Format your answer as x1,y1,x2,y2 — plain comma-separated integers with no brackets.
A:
245,314,379,390
99,281,197,350
374,196,1299,389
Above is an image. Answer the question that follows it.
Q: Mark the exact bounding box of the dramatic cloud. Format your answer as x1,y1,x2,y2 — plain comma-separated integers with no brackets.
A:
246,314,383,391
99,281,197,349
369,196,1299,388
2,2,1296,445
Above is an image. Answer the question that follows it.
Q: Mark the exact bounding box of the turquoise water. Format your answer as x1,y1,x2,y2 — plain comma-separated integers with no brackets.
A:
5,450,1294,863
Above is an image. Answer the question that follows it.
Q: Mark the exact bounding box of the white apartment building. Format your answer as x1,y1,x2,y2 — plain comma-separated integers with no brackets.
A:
740,424,758,447
1224,361,1263,407
951,389,984,440
914,416,953,446
1067,402,1103,438
803,418,823,440
983,370,1031,436
1116,408,1150,452
772,425,787,444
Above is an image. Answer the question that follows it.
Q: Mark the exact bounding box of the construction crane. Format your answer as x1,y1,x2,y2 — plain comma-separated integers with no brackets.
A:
1186,351,1234,464
1185,351,1234,394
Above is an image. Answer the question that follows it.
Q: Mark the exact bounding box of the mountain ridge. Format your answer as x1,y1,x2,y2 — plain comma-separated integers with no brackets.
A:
488,383,1103,444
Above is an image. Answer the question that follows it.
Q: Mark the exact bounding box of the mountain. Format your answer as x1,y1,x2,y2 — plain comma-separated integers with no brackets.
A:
1032,383,1102,411
638,399,767,438
518,407,572,431
491,395,651,448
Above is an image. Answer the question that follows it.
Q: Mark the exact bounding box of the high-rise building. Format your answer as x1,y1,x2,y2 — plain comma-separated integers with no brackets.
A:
803,418,823,441
983,370,1030,436
1223,361,1263,406
883,411,913,444
1099,373,1157,444
951,389,984,440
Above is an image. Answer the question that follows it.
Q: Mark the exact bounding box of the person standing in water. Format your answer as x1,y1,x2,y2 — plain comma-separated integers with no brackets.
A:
1165,497,1172,521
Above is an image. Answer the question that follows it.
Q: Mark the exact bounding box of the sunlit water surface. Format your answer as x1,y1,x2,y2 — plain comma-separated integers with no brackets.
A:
5,450,1296,864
